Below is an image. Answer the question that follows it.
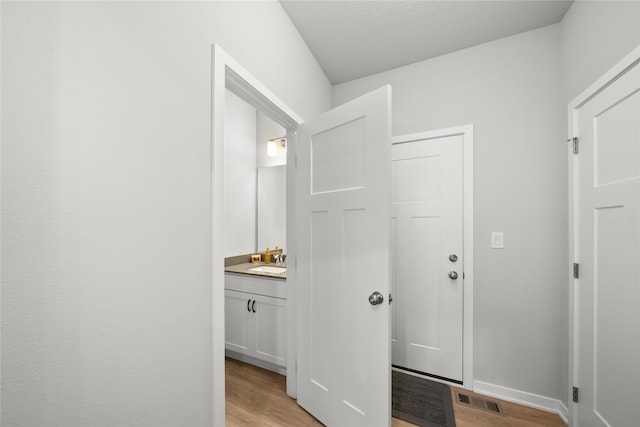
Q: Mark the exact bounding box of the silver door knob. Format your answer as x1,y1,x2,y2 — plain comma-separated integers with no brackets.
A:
448,271,458,280
369,291,384,305
449,254,458,262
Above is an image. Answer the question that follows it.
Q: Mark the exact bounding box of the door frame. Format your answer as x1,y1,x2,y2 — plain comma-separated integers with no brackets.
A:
391,124,474,390
211,44,303,426
567,45,640,427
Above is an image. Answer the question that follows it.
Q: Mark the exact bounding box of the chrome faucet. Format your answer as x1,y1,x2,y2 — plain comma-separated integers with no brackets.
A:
273,251,286,266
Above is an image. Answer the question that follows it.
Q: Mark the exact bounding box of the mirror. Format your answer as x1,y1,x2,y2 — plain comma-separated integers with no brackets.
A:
225,89,287,257
257,165,286,252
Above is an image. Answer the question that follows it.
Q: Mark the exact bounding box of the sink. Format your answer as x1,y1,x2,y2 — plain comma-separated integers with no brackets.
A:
248,265,287,274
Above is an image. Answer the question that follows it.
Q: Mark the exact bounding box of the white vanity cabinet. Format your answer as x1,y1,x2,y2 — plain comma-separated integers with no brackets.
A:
224,273,286,371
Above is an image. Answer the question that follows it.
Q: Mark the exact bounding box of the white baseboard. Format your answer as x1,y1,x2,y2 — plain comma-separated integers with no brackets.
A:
473,380,569,425
557,402,569,425
225,350,286,376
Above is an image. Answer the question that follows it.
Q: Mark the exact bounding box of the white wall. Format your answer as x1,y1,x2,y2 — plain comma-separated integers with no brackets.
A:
0,1,331,426
561,0,640,104
334,25,564,402
559,0,640,408
225,91,257,257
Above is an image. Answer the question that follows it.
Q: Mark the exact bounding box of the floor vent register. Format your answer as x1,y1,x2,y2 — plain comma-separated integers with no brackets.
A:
456,393,505,416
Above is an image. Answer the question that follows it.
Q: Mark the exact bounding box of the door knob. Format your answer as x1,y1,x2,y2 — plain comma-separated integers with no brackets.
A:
449,254,458,262
369,291,384,306
448,271,458,280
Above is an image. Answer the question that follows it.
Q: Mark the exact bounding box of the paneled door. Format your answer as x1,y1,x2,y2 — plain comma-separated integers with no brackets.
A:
571,51,639,426
391,133,464,382
295,86,391,427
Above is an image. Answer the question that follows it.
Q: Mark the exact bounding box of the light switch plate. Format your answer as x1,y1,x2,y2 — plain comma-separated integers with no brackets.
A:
491,232,504,249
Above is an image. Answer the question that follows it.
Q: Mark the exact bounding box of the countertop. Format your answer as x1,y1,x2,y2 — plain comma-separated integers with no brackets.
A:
224,262,287,280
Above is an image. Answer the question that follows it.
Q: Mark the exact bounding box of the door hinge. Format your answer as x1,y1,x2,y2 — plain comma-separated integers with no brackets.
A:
567,137,579,154
572,386,579,403
573,263,579,279
389,293,393,305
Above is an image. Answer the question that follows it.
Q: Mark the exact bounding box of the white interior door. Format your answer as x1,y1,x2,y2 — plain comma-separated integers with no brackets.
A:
295,86,391,427
391,134,464,382
573,55,639,427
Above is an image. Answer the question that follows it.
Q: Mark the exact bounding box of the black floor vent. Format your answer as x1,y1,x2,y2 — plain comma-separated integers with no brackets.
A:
456,393,504,416
486,400,501,414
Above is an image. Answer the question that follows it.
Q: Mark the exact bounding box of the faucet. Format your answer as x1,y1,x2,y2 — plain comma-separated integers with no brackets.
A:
273,251,286,266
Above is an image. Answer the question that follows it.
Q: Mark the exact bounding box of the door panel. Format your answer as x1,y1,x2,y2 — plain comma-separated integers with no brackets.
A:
296,86,391,427
311,117,366,193
575,58,639,427
594,90,639,186
391,135,463,382
224,290,251,353
254,294,286,365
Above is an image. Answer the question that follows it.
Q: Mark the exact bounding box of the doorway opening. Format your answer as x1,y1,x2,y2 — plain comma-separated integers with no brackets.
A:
212,44,472,425
211,44,303,426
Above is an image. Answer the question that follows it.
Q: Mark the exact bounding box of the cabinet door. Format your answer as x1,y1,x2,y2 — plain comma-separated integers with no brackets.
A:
224,290,251,355
252,294,286,367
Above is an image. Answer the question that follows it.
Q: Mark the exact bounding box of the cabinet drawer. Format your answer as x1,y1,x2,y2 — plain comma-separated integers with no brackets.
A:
225,273,286,299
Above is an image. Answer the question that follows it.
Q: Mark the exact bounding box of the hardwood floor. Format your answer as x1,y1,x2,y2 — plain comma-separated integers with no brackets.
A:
448,386,566,427
226,357,322,427
225,358,566,426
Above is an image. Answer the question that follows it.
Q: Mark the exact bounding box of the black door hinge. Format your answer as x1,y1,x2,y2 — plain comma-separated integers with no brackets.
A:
567,137,579,154
573,263,579,279
573,386,579,403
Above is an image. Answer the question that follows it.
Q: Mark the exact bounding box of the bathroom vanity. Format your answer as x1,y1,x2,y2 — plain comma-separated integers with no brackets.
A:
224,263,286,374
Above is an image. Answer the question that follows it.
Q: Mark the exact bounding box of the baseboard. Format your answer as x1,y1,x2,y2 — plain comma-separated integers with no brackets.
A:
473,380,569,425
225,351,286,376
557,401,569,425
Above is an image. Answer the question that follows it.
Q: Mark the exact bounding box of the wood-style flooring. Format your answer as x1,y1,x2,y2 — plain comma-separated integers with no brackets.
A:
225,358,566,426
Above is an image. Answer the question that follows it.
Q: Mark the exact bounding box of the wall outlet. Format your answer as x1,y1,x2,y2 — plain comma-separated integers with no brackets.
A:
491,232,504,249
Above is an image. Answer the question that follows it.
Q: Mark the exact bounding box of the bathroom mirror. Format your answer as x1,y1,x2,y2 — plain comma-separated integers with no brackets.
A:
257,165,286,252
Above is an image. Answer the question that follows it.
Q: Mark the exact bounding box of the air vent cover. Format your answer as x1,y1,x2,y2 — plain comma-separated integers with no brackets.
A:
456,393,504,416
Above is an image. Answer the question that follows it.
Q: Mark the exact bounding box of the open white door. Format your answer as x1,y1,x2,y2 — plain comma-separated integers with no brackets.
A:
295,86,392,427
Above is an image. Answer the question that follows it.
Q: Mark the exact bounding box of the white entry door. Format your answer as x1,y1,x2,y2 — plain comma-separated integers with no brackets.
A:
390,133,464,382
295,86,391,427
572,52,639,426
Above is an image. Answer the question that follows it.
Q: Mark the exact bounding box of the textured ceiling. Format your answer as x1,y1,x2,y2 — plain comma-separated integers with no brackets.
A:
280,0,573,84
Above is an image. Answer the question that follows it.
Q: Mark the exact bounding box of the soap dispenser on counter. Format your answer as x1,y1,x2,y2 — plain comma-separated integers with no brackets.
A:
264,247,271,264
